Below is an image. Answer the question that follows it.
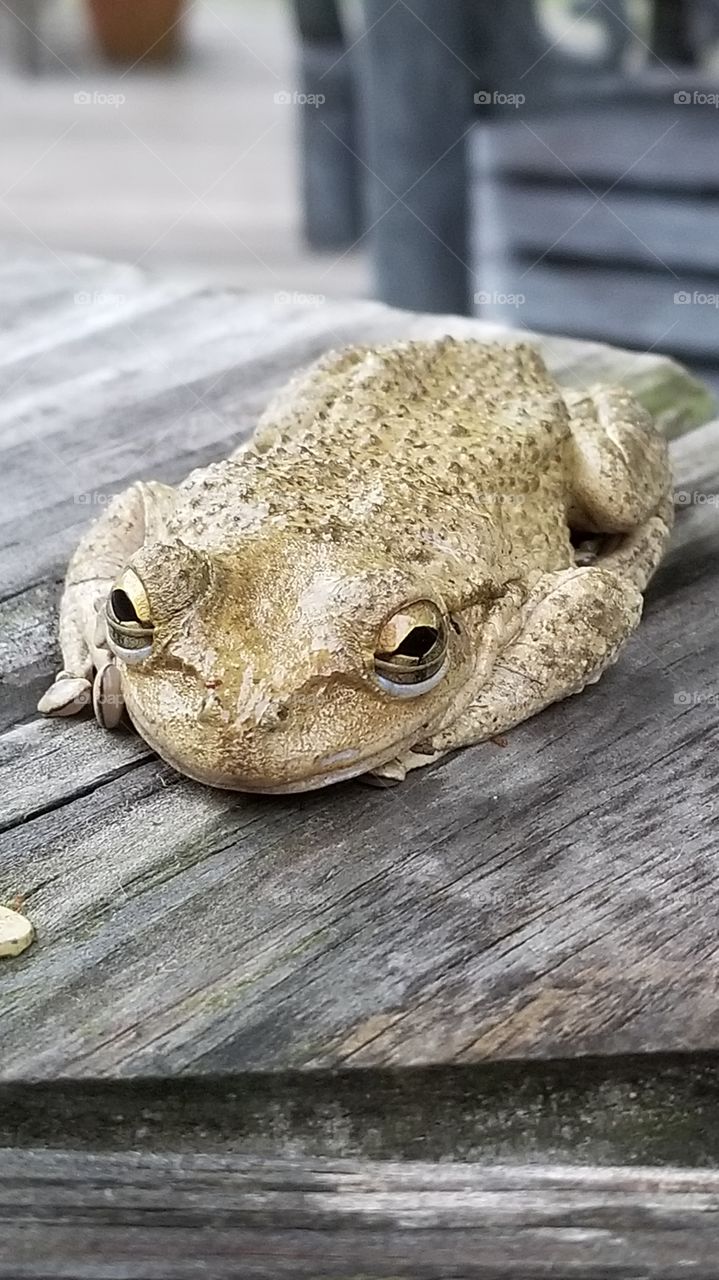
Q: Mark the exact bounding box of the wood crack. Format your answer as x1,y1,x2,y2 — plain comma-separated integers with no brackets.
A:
0,753,152,836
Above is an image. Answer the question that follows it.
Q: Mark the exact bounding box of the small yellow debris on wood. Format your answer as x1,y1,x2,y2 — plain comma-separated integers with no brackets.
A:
0,904,35,958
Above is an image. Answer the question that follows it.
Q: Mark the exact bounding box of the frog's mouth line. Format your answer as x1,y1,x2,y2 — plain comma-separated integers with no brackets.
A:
136,727,401,793
122,694,408,793
182,752,393,794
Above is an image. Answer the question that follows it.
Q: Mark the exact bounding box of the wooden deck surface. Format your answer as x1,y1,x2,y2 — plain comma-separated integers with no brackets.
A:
6,1150,719,1280
1,244,718,1082
1,246,719,1276
4,1053,719,1277
0,0,367,298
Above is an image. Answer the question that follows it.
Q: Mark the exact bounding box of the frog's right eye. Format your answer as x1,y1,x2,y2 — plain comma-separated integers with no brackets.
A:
105,569,154,664
374,600,449,697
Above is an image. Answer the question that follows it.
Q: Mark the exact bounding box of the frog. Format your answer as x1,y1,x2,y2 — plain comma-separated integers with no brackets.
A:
38,338,673,792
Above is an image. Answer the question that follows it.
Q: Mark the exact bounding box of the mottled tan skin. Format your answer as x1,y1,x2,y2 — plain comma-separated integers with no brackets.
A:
39,339,673,791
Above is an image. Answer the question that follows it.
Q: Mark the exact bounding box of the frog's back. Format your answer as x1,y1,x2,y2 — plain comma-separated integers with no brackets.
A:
249,337,571,477
173,339,574,570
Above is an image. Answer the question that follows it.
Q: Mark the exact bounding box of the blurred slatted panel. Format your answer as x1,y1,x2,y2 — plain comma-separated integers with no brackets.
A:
471,100,719,385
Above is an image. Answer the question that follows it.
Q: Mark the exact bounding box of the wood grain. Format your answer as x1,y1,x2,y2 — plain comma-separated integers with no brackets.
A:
0,247,717,1084
4,1151,719,1280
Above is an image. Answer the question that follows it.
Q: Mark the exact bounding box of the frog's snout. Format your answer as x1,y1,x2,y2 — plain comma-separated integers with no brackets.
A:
196,687,231,727
196,679,290,734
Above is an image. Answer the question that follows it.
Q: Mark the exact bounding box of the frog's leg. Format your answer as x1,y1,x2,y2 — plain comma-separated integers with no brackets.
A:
370,387,673,784
368,564,642,784
38,481,176,722
564,386,674,591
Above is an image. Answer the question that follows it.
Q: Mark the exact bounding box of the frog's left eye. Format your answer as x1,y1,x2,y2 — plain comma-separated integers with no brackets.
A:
105,568,154,664
374,600,449,697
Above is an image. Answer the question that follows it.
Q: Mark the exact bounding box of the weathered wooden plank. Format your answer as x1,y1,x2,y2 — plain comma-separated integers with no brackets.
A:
6,1055,719,1277
0,717,150,830
477,105,719,191
490,186,719,275
4,1151,719,1280
1,429,717,1079
0,254,710,602
0,249,717,1084
3,1054,719,1164
479,262,719,360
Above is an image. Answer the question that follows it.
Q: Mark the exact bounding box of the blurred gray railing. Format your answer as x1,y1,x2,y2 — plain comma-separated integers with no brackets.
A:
293,0,719,383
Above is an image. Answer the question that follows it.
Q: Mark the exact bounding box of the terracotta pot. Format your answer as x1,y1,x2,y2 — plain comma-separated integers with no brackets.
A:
87,0,185,64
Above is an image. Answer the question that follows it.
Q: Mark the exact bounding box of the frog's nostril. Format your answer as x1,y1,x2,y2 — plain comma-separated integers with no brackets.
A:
258,702,290,730
198,689,230,726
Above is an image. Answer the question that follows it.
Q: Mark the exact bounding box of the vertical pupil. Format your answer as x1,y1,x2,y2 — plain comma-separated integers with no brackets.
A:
111,589,142,624
394,626,438,659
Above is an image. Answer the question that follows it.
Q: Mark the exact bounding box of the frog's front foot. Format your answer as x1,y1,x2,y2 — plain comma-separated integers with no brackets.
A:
38,655,126,731
38,589,127,729
37,671,92,717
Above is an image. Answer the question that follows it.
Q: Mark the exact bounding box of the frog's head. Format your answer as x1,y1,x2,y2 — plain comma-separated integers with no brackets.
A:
104,532,481,792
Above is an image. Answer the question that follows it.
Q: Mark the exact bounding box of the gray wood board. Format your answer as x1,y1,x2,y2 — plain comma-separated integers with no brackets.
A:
0,247,717,1083
477,106,719,191
4,1151,719,1280
478,262,719,361
4,1055,719,1165
488,185,719,275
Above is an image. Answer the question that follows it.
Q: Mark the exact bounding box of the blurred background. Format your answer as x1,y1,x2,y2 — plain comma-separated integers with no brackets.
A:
1,0,718,388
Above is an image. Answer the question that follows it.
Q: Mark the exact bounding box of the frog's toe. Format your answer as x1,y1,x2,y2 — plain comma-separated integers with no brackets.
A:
92,661,125,730
37,672,92,717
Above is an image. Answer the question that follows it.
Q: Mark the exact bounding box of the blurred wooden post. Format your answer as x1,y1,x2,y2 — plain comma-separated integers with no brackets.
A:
4,0,46,74
651,0,696,64
292,0,363,250
359,0,473,314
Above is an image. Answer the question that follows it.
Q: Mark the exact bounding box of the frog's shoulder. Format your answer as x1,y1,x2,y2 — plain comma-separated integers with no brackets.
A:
244,345,374,457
